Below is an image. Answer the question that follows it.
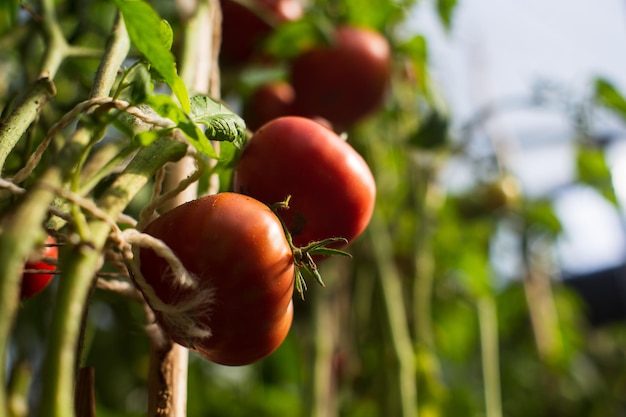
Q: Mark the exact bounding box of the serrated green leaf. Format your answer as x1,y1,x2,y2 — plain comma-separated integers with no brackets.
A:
114,0,190,112
594,77,626,123
189,95,247,149
576,144,618,206
146,95,219,159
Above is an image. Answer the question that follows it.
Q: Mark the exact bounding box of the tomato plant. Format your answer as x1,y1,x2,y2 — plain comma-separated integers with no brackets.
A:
137,192,295,366
20,235,58,300
220,0,304,66
244,81,296,131
289,25,391,129
233,116,376,249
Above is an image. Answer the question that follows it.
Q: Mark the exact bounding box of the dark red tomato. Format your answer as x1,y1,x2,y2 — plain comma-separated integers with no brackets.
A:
289,25,391,130
220,0,303,66
233,116,376,250
137,192,294,366
244,81,296,131
21,235,58,300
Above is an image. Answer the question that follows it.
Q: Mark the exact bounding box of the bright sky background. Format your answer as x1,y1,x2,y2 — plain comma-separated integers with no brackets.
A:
410,1,626,274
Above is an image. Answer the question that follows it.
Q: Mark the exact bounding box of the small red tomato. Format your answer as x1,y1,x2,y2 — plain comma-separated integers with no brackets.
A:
233,116,376,249
289,25,391,129
220,0,303,66
244,81,296,131
21,235,58,300
137,193,294,366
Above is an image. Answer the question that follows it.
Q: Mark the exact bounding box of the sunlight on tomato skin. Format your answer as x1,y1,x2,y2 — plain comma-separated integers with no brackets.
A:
138,193,295,366
20,235,58,300
289,25,391,129
233,116,376,250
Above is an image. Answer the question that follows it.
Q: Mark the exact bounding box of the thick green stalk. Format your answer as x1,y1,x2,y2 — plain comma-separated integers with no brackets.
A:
0,154,77,417
368,213,418,417
37,136,186,417
0,0,69,171
477,296,502,417
0,12,129,417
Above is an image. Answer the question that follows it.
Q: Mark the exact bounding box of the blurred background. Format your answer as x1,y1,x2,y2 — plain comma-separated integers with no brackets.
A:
5,0,626,416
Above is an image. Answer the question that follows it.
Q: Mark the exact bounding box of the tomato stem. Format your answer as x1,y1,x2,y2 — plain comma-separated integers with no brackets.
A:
269,197,351,299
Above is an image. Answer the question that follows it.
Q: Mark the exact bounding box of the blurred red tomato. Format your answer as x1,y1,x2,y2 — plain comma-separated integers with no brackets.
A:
290,25,391,129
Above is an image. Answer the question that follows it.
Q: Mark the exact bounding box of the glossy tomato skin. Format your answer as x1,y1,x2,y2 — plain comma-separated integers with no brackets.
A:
220,0,303,66
20,235,58,300
138,192,294,366
289,25,391,129
244,81,296,131
233,116,376,249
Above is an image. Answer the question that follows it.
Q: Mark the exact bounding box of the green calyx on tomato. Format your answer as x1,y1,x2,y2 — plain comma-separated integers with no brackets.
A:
233,116,376,255
270,195,351,297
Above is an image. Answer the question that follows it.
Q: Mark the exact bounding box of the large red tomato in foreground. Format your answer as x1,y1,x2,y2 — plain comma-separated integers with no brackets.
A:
21,235,58,300
220,0,303,66
137,193,294,366
289,25,391,129
233,116,376,250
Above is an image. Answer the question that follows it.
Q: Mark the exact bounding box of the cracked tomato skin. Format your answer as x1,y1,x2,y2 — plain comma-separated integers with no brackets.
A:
233,116,376,250
21,235,58,300
138,192,295,366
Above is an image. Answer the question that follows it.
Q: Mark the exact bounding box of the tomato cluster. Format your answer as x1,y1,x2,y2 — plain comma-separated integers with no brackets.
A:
135,116,375,366
243,25,391,131
134,2,380,367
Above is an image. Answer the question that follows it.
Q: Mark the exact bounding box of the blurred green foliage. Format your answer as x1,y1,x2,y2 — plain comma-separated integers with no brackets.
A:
4,0,626,416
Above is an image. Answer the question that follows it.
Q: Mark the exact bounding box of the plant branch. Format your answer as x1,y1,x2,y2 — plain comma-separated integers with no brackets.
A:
368,213,418,417
37,136,186,417
146,1,222,416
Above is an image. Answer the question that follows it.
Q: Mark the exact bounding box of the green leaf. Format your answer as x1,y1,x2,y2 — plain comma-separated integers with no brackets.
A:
134,129,167,147
189,95,247,149
343,0,404,30
263,17,332,59
594,77,626,123
399,35,429,95
146,95,218,159
114,0,190,112
0,0,19,35
522,200,562,236
409,111,448,149
437,0,458,30
159,19,174,51
576,144,618,206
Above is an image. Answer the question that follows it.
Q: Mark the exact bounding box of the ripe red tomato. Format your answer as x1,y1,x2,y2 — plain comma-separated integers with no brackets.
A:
137,192,294,366
233,116,376,250
289,25,391,129
244,81,296,131
220,0,303,66
21,235,58,300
